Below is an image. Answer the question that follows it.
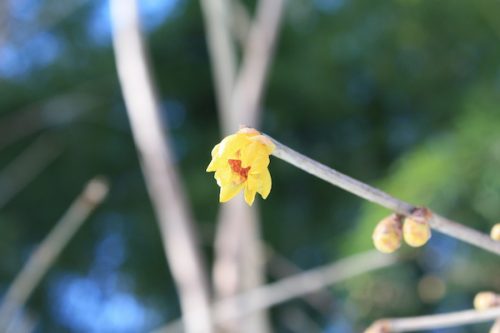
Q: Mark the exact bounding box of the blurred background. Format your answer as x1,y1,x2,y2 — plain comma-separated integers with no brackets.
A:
1,0,500,332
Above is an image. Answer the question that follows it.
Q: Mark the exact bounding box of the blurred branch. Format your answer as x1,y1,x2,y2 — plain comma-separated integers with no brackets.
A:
231,0,285,127
0,177,109,331
0,92,95,151
153,251,397,333
366,307,500,332
269,136,500,256
200,1,286,332
213,200,269,332
109,1,213,332
6,310,37,333
199,0,237,133
266,246,334,315
0,0,9,46
3,0,90,47
0,134,62,209
201,0,285,332
229,0,251,47
279,306,322,333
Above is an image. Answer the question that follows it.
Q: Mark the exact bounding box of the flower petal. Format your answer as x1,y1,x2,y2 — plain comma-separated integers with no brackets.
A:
251,135,275,154
207,127,273,206
244,187,256,206
240,142,261,167
259,168,272,199
238,127,260,136
219,182,244,202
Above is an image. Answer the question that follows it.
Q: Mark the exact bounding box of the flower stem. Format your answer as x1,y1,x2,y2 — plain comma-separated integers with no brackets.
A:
268,136,500,256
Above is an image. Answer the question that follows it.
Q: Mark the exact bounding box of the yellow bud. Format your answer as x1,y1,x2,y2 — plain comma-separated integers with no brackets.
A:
403,207,432,247
372,214,403,253
491,224,500,241
490,320,500,333
364,320,391,333
473,292,500,310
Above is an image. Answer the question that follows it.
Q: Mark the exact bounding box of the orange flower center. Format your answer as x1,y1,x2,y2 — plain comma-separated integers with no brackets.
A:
228,159,250,181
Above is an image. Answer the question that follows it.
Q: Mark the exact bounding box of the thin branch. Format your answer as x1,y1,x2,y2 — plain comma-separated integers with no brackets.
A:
0,177,109,330
266,246,334,315
0,76,113,152
370,307,500,332
153,251,397,333
109,1,213,332
268,136,500,256
202,1,286,332
279,306,323,333
0,134,62,209
231,0,286,127
199,0,237,133
201,1,286,332
5,310,37,333
229,0,251,48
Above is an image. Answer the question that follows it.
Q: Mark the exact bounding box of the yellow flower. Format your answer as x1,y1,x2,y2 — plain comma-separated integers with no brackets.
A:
207,127,275,206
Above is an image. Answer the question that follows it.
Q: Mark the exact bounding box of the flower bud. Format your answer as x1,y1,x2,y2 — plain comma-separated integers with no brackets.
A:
491,224,500,241
372,214,403,253
403,207,432,247
473,291,500,310
364,320,391,333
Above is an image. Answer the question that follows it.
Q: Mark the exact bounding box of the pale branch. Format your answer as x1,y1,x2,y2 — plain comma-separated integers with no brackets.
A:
371,307,500,332
202,0,286,332
229,0,252,47
153,251,397,333
0,93,95,152
265,245,334,315
231,0,286,127
109,1,213,332
0,134,62,209
279,306,323,333
199,0,237,133
268,136,500,256
0,177,109,331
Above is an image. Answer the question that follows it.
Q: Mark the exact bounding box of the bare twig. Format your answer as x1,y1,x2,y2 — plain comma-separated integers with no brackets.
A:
279,306,322,333
201,1,286,332
229,0,251,47
201,0,285,332
213,199,270,332
153,251,397,333
109,1,213,332
0,134,62,209
0,0,9,47
6,310,37,333
368,307,500,332
0,177,109,330
4,0,90,48
200,2,261,332
199,0,237,133
231,0,285,127
266,246,334,315
268,136,500,256
0,92,95,152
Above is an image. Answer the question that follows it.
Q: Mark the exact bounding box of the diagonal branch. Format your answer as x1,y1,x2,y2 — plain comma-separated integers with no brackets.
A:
0,177,109,330
152,250,397,333
268,135,500,256
367,307,500,332
0,134,62,209
110,1,213,332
